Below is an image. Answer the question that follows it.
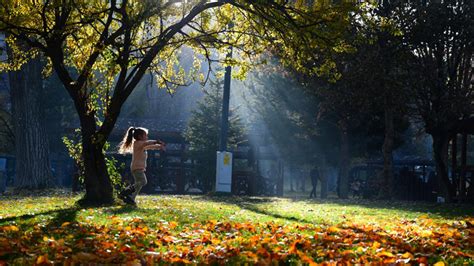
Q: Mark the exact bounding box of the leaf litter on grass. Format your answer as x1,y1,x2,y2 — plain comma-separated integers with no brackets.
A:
0,194,473,265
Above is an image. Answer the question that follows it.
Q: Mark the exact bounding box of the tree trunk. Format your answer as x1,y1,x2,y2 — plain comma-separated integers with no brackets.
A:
451,135,457,188
337,124,350,199
277,160,284,196
459,134,466,202
432,133,456,202
380,104,394,199
77,114,114,205
9,56,54,189
320,166,328,199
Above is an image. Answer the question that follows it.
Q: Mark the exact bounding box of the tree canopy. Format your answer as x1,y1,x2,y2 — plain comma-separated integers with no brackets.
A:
0,0,355,204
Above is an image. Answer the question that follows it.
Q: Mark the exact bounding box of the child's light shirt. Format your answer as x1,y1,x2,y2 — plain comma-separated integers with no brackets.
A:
131,140,161,171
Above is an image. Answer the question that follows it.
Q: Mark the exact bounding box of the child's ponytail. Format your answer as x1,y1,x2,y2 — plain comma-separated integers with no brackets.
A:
118,127,135,154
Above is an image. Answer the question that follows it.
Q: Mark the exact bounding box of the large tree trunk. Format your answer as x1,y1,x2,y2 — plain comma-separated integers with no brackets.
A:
9,56,54,189
77,113,114,205
337,124,350,199
380,103,394,199
432,133,456,202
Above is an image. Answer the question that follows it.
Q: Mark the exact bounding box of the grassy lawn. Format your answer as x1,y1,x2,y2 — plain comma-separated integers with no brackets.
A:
0,192,473,265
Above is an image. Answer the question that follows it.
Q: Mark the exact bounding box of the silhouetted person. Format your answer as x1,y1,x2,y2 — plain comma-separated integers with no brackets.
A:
350,179,362,198
310,166,320,198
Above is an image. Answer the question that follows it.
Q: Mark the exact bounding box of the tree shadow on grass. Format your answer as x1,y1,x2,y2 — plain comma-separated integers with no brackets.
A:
0,207,79,224
298,197,474,219
197,195,315,224
198,195,474,223
106,205,139,215
46,207,79,227
237,201,316,224
0,189,80,200
198,195,275,205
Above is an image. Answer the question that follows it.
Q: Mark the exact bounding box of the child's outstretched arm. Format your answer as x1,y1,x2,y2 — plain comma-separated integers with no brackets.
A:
143,140,166,151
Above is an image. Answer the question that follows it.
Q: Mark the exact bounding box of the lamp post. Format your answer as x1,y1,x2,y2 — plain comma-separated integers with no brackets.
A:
219,46,233,151
215,21,234,193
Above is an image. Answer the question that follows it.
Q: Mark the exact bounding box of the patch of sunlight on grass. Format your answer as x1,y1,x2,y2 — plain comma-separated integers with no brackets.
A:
1,193,472,265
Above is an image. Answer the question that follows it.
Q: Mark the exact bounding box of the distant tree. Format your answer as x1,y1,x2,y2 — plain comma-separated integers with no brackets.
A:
0,110,14,154
0,1,353,205
397,0,473,202
243,62,323,194
289,4,411,199
246,53,409,199
339,2,411,199
247,64,320,167
0,79,14,154
0,43,14,155
185,77,244,192
8,54,54,189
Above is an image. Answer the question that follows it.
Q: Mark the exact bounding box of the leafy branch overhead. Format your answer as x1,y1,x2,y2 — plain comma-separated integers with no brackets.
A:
0,0,353,108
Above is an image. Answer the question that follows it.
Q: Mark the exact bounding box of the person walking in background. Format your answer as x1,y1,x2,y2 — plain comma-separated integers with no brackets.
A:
309,166,320,198
118,127,165,205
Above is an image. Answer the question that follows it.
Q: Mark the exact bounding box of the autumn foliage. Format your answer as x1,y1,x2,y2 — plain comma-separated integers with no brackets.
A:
0,195,473,265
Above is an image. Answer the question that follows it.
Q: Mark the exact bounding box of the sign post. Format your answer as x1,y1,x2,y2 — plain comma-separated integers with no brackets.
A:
215,151,232,192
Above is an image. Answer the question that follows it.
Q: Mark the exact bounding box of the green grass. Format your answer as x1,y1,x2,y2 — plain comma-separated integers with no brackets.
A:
0,192,473,265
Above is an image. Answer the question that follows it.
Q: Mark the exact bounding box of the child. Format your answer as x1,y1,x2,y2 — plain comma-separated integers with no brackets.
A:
118,127,165,205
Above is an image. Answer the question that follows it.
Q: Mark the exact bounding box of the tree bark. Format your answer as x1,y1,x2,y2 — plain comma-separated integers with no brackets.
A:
451,135,457,187
432,133,456,202
77,113,114,205
9,56,54,189
380,103,394,199
337,124,350,199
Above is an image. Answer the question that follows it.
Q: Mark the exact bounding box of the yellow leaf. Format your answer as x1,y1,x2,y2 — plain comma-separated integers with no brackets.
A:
434,262,445,266
8,225,19,232
36,255,48,264
372,241,381,249
377,251,395,257
169,221,178,229
327,226,340,233
420,229,432,237
61,222,71,227
171,257,191,264
402,252,414,259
